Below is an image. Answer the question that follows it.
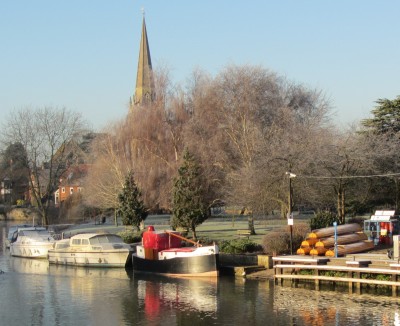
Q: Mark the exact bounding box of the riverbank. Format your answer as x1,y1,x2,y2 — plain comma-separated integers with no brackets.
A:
244,268,275,280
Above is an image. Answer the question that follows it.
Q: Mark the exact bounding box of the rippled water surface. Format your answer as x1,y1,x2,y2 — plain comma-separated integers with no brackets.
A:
1,222,400,325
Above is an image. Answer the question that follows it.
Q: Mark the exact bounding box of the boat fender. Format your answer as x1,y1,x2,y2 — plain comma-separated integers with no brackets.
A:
98,258,102,263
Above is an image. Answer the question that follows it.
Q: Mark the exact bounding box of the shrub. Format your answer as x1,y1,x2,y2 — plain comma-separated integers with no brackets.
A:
292,223,311,243
262,231,291,255
117,229,142,244
262,224,310,255
347,216,365,227
310,210,340,230
218,238,262,254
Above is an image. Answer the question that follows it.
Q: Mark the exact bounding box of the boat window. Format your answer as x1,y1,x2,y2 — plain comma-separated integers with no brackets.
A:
107,235,123,243
97,236,108,243
56,242,69,249
11,231,18,243
90,235,123,244
81,239,89,245
72,239,81,245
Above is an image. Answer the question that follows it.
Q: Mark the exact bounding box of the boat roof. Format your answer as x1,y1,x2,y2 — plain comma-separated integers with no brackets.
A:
8,225,38,232
16,227,46,233
70,233,118,239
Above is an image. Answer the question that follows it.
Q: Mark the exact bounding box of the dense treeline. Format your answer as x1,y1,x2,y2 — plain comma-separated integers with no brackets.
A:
83,65,400,221
1,65,399,225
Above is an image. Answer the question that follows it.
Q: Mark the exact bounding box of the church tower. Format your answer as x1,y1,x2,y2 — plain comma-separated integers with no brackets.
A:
132,13,155,107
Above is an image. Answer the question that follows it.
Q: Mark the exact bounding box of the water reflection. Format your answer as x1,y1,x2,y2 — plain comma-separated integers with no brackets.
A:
9,256,50,274
274,286,400,326
8,255,131,279
122,273,219,325
141,275,216,310
2,220,400,326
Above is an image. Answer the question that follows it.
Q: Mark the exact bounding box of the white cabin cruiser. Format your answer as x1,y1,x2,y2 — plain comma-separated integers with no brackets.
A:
10,227,55,259
47,233,133,267
5,224,33,249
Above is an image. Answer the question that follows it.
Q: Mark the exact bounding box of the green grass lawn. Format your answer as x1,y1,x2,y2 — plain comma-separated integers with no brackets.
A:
144,215,311,244
71,214,312,246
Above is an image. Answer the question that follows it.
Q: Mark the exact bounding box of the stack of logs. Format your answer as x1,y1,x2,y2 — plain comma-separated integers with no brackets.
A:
297,223,374,257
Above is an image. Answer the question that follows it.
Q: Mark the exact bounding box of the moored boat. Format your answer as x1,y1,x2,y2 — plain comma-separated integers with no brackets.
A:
132,226,219,277
47,233,133,267
5,224,34,249
10,227,55,258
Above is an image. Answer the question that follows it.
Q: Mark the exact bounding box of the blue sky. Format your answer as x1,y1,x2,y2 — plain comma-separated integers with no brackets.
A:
1,1,399,130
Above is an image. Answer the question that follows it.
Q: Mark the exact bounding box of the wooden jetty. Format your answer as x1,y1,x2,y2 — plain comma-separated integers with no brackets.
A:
273,255,400,296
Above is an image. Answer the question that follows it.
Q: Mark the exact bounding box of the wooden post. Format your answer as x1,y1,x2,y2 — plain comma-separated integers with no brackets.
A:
294,269,298,287
392,274,397,297
348,271,353,293
355,272,361,294
314,268,320,290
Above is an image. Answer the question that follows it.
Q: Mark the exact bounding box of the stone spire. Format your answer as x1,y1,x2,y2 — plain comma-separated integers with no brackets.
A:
133,12,155,106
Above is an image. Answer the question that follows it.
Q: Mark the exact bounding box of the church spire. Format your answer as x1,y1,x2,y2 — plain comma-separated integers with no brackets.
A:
133,11,155,106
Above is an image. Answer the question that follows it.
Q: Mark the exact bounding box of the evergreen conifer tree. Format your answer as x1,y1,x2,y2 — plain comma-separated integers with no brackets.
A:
117,171,148,231
171,149,209,240
361,96,400,134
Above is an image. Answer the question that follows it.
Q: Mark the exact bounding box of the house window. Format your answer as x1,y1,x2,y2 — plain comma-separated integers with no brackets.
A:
70,187,74,195
78,187,82,192
62,187,65,194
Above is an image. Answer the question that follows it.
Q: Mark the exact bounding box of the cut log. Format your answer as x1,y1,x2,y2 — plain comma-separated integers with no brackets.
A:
314,232,368,248
325,240,374,257
308,223,362,239
310,247,328,256
301,238,318,247
297,246,311,255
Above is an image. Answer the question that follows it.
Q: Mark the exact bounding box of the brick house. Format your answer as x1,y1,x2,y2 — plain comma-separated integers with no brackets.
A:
54,164,89,206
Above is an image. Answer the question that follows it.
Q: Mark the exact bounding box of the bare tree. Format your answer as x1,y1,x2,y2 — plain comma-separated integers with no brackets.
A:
183,65,332,226
85,68,189,215
1,107,86,225
83,125,131,217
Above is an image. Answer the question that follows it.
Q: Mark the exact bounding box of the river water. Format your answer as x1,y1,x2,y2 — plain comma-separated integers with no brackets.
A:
1,222,400,326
